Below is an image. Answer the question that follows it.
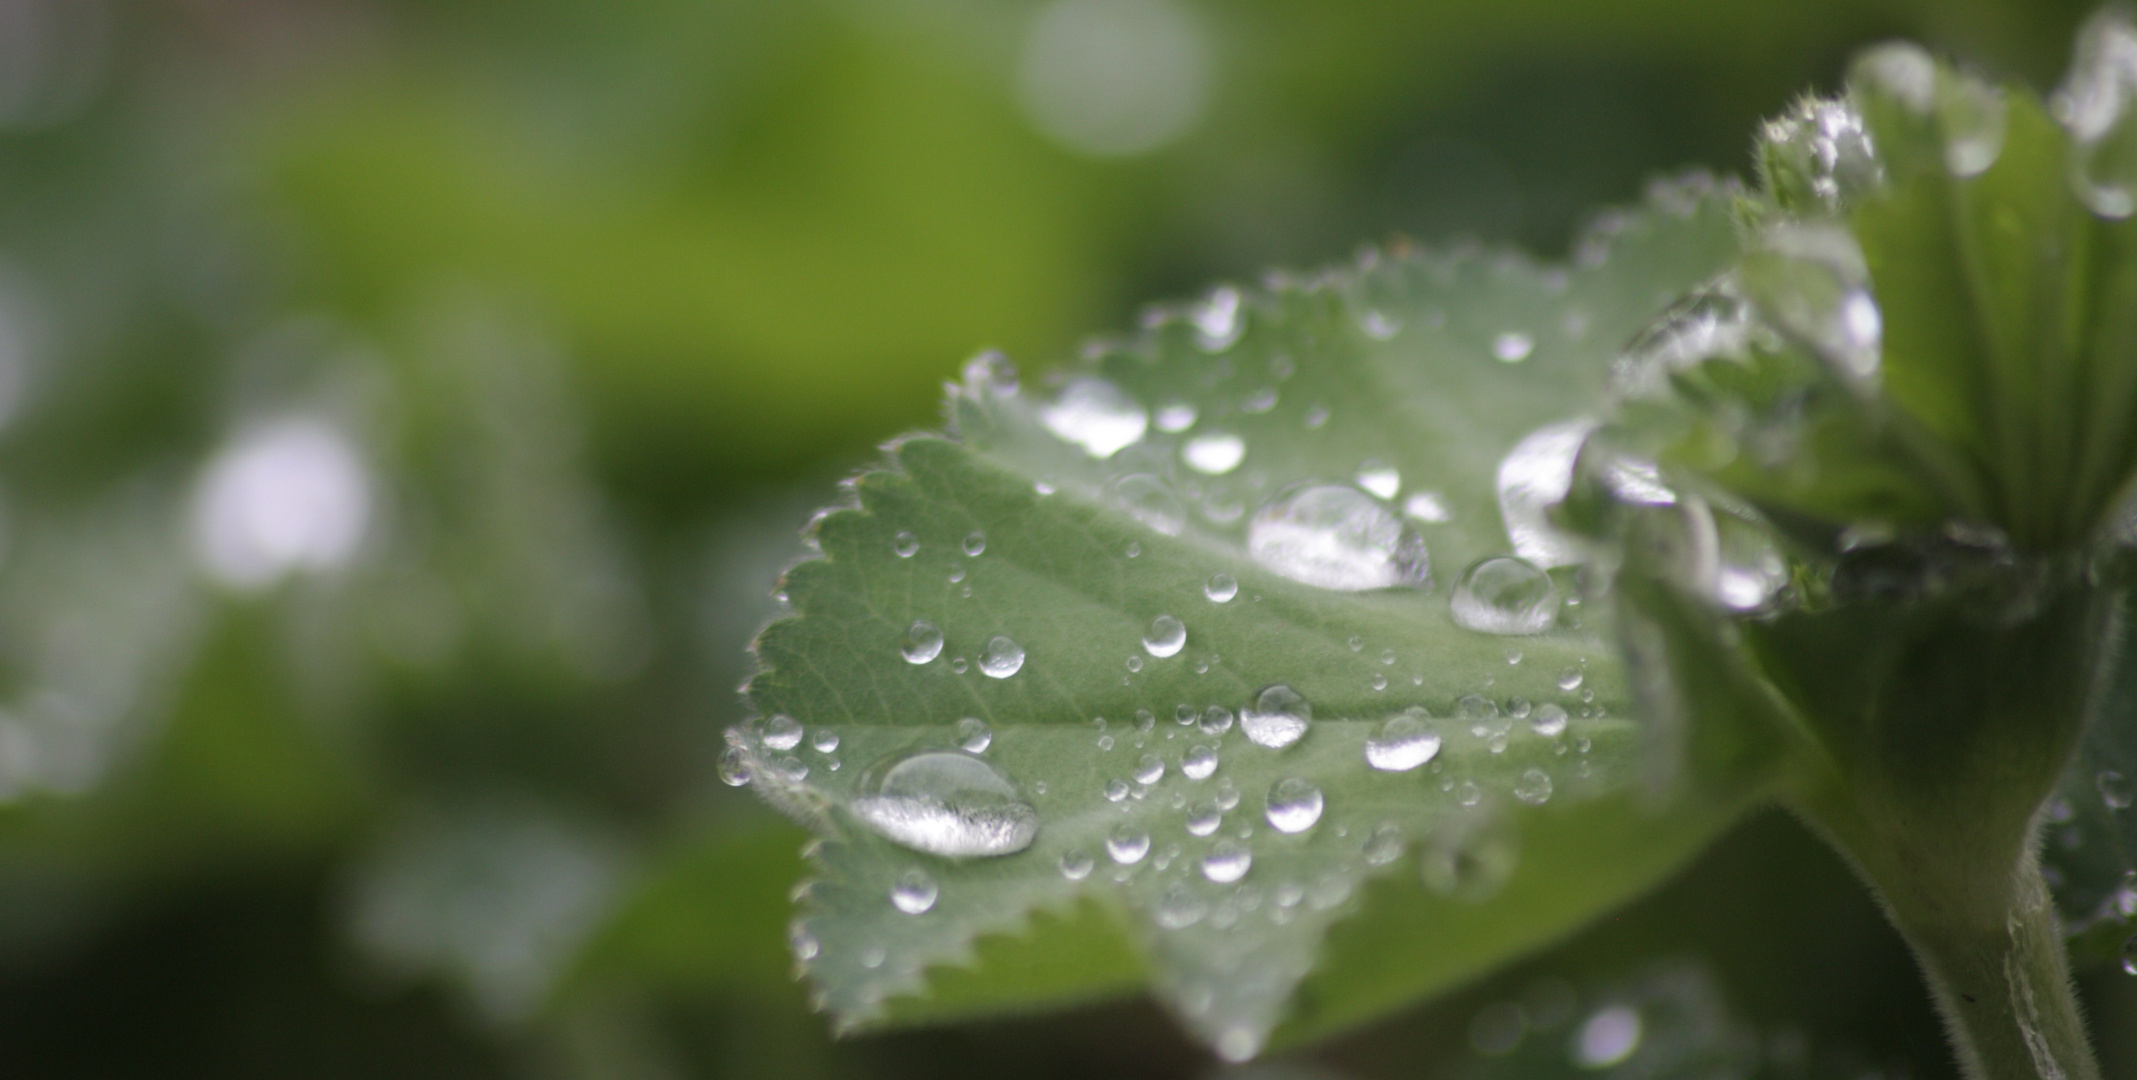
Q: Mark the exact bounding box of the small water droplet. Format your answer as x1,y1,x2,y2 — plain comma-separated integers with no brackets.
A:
1514,768,1554,805
891,868,939,914
1360,309,1400,339
1183,432,1246,475
812,729,841,753
1125,541,1142,558
718,745,753,787
1060,849,1095,881
979,636,1025,678
1403,491,1452,523
1556,667,1584,691
1110,474,1187,536
1303,404,1330,429
1156,882,1209,929
1133,753,1165,786
1106,778,1130,802
860,945,887,969
1126,656,1143,673
1266,778,1325,833
1456,781,1483,807
1154,401,1198,433
1492,332,1534,363
2101,769,2133,810
893,531,920,558
789,922,820,961
1241,684,1311,749
763,715,804,751
963,531,987,556
1574,1005,1643,1068
950,657,969,674
1214,777,1241,811
1215,1026,1261,1063
1202,840,1253,882
902,620,945,664
1040,377,1148,459
956,717,993,753
948,566,966,584
1355,461,1401,500
1451,556,1560,635
1241,387,1278,413
1175,704,1197,725
1204,572,1238,603
1107,824,1151,864
1200,706,1235,736
1367,710,1442,771
1364,822,1406,866
852,751,1040,857
1187,801,1223,836
1144,615,1187,658
1531,703,1569,737
1182,744,1218,780
1248,485,1429,591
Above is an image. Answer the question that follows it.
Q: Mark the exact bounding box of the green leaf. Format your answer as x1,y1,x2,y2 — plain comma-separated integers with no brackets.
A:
735,177,1763,1057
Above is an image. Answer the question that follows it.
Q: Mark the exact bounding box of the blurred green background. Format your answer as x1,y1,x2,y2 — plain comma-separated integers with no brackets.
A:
0,1,2131,1076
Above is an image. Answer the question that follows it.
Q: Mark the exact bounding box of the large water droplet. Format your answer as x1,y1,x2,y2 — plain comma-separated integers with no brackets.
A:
1107,824,1151,864
1247,485,1428,590
1202,840,1252,882
1265,778,1324,833
1183,432,1245,475
2056,7,2137,218
1451,556,1560,634
851,751,1039,857
956,717,993,753
891,868,939,915
1514,768,1554,805
1041,377,1148,458
1366,710,1442,771
1182,744,1218,780
903,620,945,664
1143,615,1187,657
1156,883,1209,929
1110,473,1187,536
1354,461,1400,500
1204,572,1238,603
763,715,804,751
1240,685,1311,749
1497,421,1595,568
979,636,1026,678
718,745,753,787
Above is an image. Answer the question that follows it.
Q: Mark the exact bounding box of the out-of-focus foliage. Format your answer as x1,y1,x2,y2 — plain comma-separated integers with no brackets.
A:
0,0,2127,1078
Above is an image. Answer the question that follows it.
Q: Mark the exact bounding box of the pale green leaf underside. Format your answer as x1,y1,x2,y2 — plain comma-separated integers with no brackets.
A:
741,177,1757,1054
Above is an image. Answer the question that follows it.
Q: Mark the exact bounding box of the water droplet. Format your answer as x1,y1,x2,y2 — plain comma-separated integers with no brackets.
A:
1241,387,1278,413
1762,95,1880,210
1366,711,1442,771
950,657,969,674
1355,461,1401,500
1713,513,1791,613
2101,769,2133,810
1133,753,1165,785
1214,777,1240,810
963,531,987,556
1422,816,1518,901
1200,706,1235,736
1107,824,1151,864
1215,1025,1261,1063
2122,933,2137,977
1125,541,1141,558
1573,1005,1643,1068
1187,801,1223,836
1303,404,1330,429
1202,840,1253,882
948,566,967,584
1403,491,1452,523
1265,778,1324,833
902,621,945,664
1060,849,1095,881
1183,432,1245,475
1191,286,1243,351
1556,667,1584,691
763,715,804,751
1175,704,1198,725
1492,332,1534,363
1040,377,1148,458
1248,485,1429,591
1531,703,1569,738
1364,822,1406,866
1241,685,1311,749
718,745,753,787
1204,572,1238,603
1456,781,1483,807
1111,474,1187,536
1497,420,1595,568
1182,744,1218,780
812,729,841,753
1156,883,1209,929
1126,656,1143,673
1451,556,1560,635
1514,768,1554,805
851,751,1040,857
979,636,1025,678
1359,309,1401,339
891,868,939,914
1154,401,1198,433
860,946,887,969
956,717,993,753
1137,614,1188,659
789,923,819,961
893,531,920,558
1106,778,1130,802
2057,8,2137,217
